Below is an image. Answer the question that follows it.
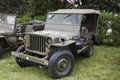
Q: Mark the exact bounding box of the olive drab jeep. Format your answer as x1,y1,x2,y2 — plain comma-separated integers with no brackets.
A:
0,13,45,58
12,9,100,78
0,13,20,57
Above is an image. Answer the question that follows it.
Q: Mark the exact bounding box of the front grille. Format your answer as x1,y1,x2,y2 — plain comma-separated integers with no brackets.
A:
29,35,46,52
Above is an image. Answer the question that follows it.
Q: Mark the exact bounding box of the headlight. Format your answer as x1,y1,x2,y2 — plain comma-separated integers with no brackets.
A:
47,38,52,44
54,37,60,43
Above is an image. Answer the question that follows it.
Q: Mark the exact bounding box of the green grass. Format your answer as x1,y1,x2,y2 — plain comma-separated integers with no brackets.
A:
0,46,120,80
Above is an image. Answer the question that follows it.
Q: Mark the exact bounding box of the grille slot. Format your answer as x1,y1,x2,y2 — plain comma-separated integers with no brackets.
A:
30,35,46,52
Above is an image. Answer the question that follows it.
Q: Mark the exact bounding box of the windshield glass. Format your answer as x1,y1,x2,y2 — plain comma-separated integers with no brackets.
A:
0,14,16,25
46,14,82,25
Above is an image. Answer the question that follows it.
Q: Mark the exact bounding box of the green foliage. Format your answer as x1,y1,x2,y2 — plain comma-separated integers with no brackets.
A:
30,0,46,17
34,15,46,21
29,0,65,18
80,0,120,13
0,0,30,15
16,15,46,23
16,15,31,23
0,0,119,17
110,15,120,45
97,12,112,44
97,12,120,46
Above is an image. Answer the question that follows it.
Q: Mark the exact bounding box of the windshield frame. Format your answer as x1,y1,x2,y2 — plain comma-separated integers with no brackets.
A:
46,13,82,26
0,13,16,25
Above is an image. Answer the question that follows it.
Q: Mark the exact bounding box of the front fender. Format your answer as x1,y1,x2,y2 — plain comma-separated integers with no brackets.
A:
0,35,5,38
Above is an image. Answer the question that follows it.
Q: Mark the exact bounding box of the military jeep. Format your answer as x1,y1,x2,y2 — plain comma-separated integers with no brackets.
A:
0,13,45,57
12,9,100,78
0,13,20,57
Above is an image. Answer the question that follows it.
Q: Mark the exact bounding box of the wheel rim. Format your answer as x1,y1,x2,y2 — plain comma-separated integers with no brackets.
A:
56,57,70,72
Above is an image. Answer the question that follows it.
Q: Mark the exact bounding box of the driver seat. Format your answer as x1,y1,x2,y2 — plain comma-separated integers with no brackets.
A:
80,27,88,39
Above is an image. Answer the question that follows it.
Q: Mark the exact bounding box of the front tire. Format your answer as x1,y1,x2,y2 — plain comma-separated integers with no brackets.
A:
48,50,74,79
15,46,31,67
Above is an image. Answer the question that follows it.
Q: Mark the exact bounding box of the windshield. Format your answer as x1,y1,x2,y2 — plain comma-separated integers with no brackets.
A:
0,14,16,25
46,14,82,25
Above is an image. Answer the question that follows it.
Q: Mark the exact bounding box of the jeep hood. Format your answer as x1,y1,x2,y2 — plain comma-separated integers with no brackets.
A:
0,24,14,34
27,30,79,40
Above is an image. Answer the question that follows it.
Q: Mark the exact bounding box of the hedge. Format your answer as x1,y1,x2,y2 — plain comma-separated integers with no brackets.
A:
16,15,46,24
97,12,120,46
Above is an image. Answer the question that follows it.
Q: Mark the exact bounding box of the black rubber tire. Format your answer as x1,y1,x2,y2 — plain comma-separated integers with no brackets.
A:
82,41,94,57
15,46,31,67
48,50,74,79
0,45,3,58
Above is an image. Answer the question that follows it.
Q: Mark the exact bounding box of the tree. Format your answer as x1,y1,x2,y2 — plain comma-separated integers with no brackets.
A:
0,0,119,16
0,0,30,15
81,0,120,13
29,0,66,18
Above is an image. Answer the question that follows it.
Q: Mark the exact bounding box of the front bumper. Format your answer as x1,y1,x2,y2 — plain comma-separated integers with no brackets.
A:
11,51,48,66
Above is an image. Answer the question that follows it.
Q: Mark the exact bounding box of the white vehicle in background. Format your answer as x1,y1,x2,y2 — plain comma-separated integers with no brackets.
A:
0,13,45,58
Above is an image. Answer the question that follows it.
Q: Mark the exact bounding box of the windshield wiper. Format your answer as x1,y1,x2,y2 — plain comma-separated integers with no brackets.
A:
49,15,55,20
64,15,71,19
0,19,4,23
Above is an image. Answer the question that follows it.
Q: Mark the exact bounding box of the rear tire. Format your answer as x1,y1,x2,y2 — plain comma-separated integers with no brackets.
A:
48,50,74,79
0,45,3,58
82,40,94,57
15,46,31,67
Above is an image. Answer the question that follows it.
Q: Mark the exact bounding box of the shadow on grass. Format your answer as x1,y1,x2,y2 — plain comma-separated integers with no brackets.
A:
0,47,18,59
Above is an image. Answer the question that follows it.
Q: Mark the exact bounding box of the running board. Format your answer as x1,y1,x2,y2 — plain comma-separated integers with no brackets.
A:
77,45,89,54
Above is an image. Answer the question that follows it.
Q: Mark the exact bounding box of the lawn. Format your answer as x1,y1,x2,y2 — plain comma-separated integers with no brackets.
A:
0,46,120,80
